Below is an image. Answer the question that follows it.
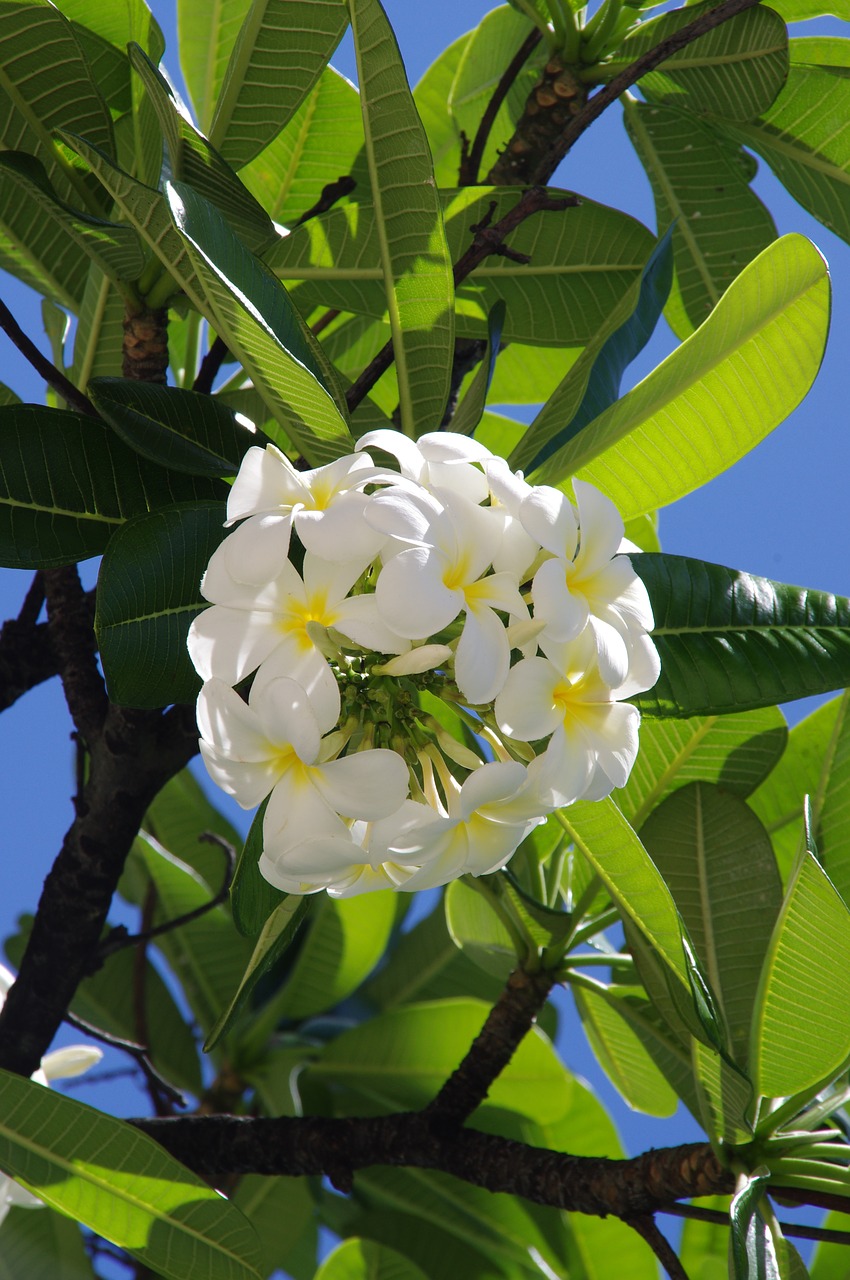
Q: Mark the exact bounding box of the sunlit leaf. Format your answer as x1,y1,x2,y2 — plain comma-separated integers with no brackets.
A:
316,1238,429,1280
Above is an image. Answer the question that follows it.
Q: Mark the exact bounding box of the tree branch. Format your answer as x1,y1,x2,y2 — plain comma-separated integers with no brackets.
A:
626,1215,691,1280
44,566,108,746
532,0,765,183
64,1011,186,1112
663,1200,850,1247
460,27,543,185
0,294,99,418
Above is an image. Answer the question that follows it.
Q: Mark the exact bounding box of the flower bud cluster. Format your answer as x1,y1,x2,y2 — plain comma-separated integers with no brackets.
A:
188,430,660,898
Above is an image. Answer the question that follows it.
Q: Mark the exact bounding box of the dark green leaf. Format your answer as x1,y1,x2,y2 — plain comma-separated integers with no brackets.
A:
624,101,777,338
731,1170,778,1280
95,501,227,707
0,407,222,570
316,1239,429,1280
145,767,242,891
88,377,267,476
633,553,850,716
232,1177,317,1280
0,1205,94,1280
230,799,287,936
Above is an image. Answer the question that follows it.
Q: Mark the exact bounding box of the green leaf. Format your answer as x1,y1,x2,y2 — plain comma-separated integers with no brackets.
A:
633,553,850,717
609,2,788,122
209,0,349,168
813,691,850,905
54,0,164,60
751,850,850,1098
789,36,850,72
269,186,655,347
0,406,222,570
445,879,521,980
527,234,829,514
0,1205,94,1280
0,0,114,210
308,997,572,1124
0,1070,261,1280
240,66,367,226
556,798,690,992
619,705,788,830
809,1210,850,1280
88,377,265,476
624,101,777,339
271,890,398,1019
572,982,679,1115
519,224,674,475
316,1238,429,1280
123,834,253,1042
232,1176,317,1280
451,301,504,436
205,894,313,1050
692,1037,754,1144
178,0,250,131
95,501,227,708
5,914,202,1099
412,31,472,187
127,44,275,254
167,179,354,465
640,783,783,1065
679,1195,733,1280
71,265,126,386
731,1170,778,1280
230,800,287,936
348,0,455,436
0,151,143,308
145,766,242,891
719,68,850,245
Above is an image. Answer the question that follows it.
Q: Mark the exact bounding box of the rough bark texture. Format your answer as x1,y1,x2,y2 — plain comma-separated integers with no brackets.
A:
486,55,587,186
122,307,169,383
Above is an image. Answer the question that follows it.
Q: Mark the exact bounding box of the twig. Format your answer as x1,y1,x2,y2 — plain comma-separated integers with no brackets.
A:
132,883,175,1116
294,175,357,227
346,186,578,412
662,1201,850,1247
44,566,108,747
192,335,228,396
17,572,44,627
533,0,765,182
626,1214,691,1280
311,308,341,337
64,1011,186,1111
97,833,236,961
0,294,99,418
426,967,555,1127
460,28,543,185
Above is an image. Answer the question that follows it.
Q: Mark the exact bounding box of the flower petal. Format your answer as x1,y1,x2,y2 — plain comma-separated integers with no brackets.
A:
251,676,324,762
375,545,462,638
313,748,409,819
454,603,510,704
519,485,577,558
296,490,386,561
41,1045,103,1081
226,445,304,523
495,657,563,741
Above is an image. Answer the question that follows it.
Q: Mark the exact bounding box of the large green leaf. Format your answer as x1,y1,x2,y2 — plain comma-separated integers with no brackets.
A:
412,31,471,187
270,889,397,1019
209,0,348,168
348,0,455,436
145,766,242,891
619,706,788,830
572,982,679,1116
527,234,829,514
88,378,264,476
71,265,126,387
127,44,275,254
178,0,251,131
123,835,254,1042
232,1176,317,1280
624,100,777,338
230,799,286,936
444,878,521,980
813,692,850,904
608,2,788,121
556,798,690,992
0,152,143,308
0,0,113,210
640,782,783,1065
167,179,354,465
53,0,164,59
0,1205,94,1280
692,1038,754,1145
633,553,850,717
269,186,655,347
0,1070,261,1280
0,406,222,570
719,67,850,245
316,1238,429,1280
240,66,367,226
95,501,227,708
750,850,850,1098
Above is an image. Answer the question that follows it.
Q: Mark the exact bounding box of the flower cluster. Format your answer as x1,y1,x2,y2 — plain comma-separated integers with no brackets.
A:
0,965,102,1226
189,430,660,898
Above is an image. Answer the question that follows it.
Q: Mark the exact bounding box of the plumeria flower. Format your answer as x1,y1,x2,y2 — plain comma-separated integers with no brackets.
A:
222,445,389,583
188,548,407,727
483,456,540,580
495,631,655,807
197,677,410,858
356,429,493,505
520,480,654,686
367,487,528,704
383,757,547,891
0,966,102,1229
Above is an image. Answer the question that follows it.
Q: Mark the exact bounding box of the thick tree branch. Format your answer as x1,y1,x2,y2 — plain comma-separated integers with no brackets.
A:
133,1113,733,1214
44,566,108,746
532,0,765,184
426,967,556,1126
460,27,543,185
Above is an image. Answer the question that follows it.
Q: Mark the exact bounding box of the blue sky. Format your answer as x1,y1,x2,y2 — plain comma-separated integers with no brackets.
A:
0,0,845,1253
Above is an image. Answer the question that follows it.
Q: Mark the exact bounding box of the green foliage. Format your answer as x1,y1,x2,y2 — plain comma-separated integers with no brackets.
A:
3,0,850,1275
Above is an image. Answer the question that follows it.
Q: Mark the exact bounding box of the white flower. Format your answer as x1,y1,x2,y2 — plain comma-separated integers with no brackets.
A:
484,457,539,580
0,966,102,1229
355,428,493,504
384,758,547,890
495,631,652,807
188,548,407,726
224,445,389,579
521,480,654,686
197,677,410,859
367,487,528,703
